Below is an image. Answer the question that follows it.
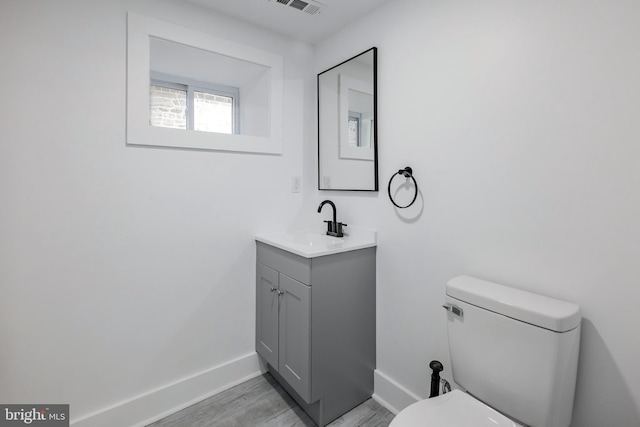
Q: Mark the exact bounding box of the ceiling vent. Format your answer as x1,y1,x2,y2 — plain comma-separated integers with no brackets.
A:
269,0,326,15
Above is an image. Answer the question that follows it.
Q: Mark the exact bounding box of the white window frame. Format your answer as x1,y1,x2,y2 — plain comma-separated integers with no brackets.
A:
127,12,283,154
151,72,240,134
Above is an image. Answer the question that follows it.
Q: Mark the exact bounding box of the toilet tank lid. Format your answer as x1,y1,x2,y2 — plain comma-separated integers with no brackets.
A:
446,276,581,332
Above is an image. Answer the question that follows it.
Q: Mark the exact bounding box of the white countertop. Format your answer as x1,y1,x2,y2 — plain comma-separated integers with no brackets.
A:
255,228,377,258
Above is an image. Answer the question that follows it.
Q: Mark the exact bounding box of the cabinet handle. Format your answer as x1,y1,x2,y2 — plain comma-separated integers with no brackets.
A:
277,290,284,296
270,287,277,293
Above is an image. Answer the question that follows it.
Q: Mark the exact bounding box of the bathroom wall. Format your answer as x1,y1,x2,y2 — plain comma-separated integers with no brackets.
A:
4,0,640,425
0,0,314,424
314,0,640,426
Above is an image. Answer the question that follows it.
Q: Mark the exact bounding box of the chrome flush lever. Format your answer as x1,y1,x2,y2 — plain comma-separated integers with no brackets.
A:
442,303,464,318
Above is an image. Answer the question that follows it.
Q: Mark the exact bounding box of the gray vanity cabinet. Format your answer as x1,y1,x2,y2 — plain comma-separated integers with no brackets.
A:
256,262,311,401
256,241,376,427
256,263,279,368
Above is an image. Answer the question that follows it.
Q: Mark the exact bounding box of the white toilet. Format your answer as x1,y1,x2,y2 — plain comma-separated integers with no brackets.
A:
390,275,581,427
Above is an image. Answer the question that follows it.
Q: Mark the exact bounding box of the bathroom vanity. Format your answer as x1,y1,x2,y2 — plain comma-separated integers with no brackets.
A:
255,230,376,427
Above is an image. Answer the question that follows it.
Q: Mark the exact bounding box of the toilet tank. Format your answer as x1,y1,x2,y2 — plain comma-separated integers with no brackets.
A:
445,276,581,427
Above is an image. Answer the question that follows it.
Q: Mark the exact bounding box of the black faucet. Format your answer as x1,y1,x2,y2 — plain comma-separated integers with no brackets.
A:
317,200,347,237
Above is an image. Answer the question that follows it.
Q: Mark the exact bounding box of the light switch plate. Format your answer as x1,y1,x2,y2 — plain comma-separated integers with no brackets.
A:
291,176,302,193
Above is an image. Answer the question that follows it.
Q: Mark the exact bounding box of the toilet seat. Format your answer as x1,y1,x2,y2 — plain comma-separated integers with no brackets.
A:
389,390,523,427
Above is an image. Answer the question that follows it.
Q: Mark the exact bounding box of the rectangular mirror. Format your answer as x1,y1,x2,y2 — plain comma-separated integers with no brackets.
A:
318,48,378,191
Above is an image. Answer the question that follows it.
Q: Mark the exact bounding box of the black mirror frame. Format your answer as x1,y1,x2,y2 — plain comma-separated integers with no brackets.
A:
317,47,378,192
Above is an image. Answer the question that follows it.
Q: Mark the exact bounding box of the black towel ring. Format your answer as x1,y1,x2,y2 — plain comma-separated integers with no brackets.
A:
388,167,418,209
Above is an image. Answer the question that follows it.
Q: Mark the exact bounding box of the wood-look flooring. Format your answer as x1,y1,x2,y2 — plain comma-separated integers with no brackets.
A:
148,373,395,427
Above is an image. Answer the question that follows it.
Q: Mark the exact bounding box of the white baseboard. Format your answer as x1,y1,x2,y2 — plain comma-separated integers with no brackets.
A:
372,369,422,415
71,352,263,427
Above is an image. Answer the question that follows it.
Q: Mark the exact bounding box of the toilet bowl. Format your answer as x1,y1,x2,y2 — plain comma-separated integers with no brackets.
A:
388,276,581,427
389,390,522,427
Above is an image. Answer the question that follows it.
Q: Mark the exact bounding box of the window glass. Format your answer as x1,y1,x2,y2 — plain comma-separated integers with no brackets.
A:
149,85,187,129
194,91,234,134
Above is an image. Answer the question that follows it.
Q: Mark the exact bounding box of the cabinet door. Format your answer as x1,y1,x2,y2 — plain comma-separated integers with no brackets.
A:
256,263,279,369
278,273,311,402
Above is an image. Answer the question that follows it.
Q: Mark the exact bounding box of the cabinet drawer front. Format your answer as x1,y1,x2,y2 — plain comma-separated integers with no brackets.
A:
256,242,311,285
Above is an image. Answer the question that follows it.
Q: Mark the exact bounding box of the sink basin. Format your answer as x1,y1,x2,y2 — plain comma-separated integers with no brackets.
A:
291,232,345,248
255,228,376,258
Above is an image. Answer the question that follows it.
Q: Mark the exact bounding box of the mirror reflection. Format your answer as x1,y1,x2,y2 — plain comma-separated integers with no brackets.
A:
318,47,377,191
348,92,373,149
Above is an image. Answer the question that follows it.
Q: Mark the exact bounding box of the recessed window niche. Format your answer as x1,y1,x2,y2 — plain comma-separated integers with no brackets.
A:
126,13,283,154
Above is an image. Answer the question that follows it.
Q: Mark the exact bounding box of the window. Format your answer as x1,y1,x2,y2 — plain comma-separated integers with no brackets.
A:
149,83,187,129
348,111,361,147
150,73,239,134
127,13,283,154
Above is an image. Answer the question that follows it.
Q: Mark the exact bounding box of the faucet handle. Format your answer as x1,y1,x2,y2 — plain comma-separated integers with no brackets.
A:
335,222,347,237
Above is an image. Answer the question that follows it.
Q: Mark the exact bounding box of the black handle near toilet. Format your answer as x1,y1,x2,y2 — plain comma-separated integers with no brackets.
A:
429,360,444,398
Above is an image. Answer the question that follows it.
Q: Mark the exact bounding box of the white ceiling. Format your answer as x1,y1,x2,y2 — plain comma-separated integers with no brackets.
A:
180,0,391,44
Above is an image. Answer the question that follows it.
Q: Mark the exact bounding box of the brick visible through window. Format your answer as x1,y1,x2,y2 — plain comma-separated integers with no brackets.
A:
149,85,187,129
150,75,239,134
